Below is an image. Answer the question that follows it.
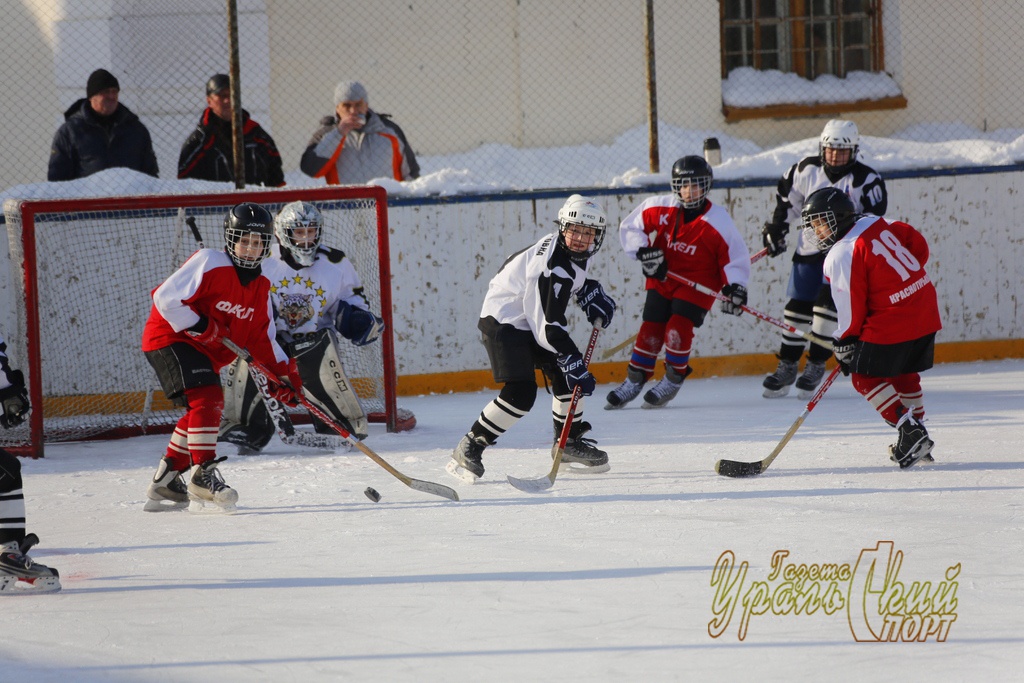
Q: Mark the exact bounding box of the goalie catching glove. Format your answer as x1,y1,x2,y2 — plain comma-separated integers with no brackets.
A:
575,279,615,329
0,369,30,429
636,246,667,280
557,352,596,396
832,336,858,376
335,302,384,347
761,221,788,257
720,283,747,316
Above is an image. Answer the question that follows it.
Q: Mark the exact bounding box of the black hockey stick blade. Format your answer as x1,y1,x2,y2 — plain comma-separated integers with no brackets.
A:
715,458,765,478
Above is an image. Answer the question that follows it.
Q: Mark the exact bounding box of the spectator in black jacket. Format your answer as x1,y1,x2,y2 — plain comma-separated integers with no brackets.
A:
178,74,285,187
47,69,159,181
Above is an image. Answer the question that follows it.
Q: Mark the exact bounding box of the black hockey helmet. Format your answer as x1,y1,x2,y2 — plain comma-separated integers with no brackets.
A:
670,155,713,208
801,187,858,250
223,202,274,269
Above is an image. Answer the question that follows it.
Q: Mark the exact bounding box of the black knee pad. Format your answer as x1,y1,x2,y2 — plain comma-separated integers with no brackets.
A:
499,381,538,414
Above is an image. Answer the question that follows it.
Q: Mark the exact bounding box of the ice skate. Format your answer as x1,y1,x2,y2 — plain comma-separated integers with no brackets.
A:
762,359,798,398
187,457,239,513
447,433,488,483
0,540,61,594
890,413,934,469
642,366,692,408
795,360,827,399
605,367,647,410
144,457,189,512
555,421,610,473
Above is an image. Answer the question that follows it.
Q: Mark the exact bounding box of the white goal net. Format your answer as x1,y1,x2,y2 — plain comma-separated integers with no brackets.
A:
2,187,412,457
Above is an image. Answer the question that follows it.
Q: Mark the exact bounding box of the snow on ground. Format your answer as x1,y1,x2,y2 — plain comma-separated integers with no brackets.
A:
2,359,1023,681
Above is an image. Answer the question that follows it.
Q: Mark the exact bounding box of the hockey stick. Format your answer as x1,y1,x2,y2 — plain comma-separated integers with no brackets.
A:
600,247,771,361
507,324,602,493
716,364,842,478
667,270,833,351
220,337,459,502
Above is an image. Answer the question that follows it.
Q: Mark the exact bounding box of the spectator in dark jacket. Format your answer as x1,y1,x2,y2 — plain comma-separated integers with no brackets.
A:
178,74,285,187
47,69,159,181
300,80,419,185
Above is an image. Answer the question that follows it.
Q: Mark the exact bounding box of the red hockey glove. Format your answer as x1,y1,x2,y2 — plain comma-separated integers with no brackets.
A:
185,316,223,347
269,359,303,407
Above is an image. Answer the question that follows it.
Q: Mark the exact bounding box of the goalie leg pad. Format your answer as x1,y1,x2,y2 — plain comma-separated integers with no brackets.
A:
219,358,275,453
289,329,369,439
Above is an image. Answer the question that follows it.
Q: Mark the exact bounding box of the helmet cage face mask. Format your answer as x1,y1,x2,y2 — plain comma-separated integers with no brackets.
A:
671,175,713,208
800,187,856,251
275,201,323,267
226,227,271,268
555,195,607,262
819,119,860,174
802,210,842,251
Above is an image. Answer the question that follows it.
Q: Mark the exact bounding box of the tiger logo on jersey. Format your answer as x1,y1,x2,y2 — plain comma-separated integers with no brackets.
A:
278,292,315,330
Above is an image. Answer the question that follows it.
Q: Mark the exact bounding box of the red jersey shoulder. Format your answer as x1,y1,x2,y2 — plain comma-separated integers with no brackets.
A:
640,195,683,231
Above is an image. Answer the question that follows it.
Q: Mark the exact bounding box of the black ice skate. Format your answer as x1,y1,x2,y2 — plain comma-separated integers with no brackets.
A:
890,413,934,469
187,457,239,513
555,421,610,473
795,360,827,399
144,457,190,512
0,540,61,593
642,366,692,408
446,433,488,483
605,367,647,410
762,359,798,398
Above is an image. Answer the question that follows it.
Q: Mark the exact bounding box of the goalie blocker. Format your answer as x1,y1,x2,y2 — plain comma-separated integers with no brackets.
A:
220,328,369,453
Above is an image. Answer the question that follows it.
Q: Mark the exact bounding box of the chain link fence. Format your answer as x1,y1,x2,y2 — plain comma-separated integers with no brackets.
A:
1,1,1022,194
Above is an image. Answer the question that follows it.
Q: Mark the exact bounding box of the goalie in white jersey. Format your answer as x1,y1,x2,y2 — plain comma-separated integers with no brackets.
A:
448,195,616,482
219,201,384,453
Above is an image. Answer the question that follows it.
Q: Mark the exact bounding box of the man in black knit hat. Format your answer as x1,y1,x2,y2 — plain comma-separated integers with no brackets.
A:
47,68,159,181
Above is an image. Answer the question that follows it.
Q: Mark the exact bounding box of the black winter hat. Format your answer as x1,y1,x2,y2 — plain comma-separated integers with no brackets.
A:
206,73,230,96
86,69,120,98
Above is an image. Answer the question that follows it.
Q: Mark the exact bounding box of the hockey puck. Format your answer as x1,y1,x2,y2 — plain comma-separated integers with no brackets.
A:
364,487,381,503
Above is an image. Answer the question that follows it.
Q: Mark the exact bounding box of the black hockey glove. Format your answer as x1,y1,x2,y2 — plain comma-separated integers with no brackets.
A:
636,246,667,280
720,283,748,316
557,352,596,397
575,279,615,329
761,221,789,257
832,336,858,376
0,369,30,429
336,302,385,346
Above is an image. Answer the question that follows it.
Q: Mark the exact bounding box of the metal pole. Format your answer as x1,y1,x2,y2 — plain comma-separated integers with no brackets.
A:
226,0,245,189
645,0,659,173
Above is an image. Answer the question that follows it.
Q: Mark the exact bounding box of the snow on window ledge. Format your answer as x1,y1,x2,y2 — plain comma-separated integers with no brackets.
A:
721,67,907,122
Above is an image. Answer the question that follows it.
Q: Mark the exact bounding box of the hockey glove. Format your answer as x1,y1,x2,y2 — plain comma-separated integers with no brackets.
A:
0,370,30,429
557,352,596,397
636,246,668,280
269,359,303,407
761,221,789,257
720,283,748,316
575,279,615,329
185,315,223,348
832,336,858,376
335,302,385,346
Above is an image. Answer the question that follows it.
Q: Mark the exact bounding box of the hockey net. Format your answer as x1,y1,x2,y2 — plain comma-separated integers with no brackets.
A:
2,186,414,458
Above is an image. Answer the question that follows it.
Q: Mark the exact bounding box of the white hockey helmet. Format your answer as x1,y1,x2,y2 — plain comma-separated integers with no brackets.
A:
819,119,860,174
275,200,323,267
556,194,607,262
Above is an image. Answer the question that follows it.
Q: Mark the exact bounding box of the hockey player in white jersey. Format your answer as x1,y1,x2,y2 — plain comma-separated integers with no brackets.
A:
218,201,384,453
1,332,61,592
448,195,616,482
760,120,887,399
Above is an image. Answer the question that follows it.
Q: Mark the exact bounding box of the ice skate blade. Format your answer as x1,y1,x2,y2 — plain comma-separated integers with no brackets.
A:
558,461,611,474
796,387,816,400
188,498,238,514
144,497,188,512
0,575,62,594
640,401,667,409
445,459,480,484
762,386,792,398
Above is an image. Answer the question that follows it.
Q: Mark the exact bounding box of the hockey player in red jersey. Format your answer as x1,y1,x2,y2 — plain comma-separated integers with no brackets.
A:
447,195,616,482
607,155,751,409
141,202,302,512
808,187,942,468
